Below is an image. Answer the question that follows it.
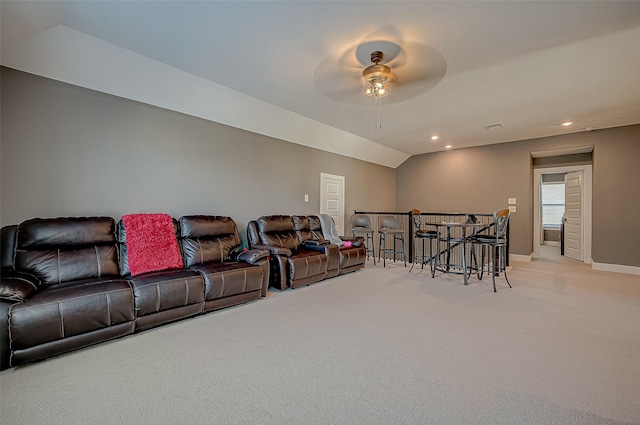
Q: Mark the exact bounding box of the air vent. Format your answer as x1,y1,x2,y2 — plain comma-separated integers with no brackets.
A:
484,123,504,130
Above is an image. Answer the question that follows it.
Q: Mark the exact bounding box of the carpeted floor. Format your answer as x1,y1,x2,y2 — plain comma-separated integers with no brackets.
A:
1,257,639,425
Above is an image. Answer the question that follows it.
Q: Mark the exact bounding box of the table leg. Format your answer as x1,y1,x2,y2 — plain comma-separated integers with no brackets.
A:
445,227,451,272
462,227,468,285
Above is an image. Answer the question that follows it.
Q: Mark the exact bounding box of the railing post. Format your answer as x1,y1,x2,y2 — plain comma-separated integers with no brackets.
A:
408,210,414,264
506,221,510,266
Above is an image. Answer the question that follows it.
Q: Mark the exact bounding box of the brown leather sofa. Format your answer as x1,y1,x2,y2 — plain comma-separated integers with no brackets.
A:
0,215,269,370
246,215,366,291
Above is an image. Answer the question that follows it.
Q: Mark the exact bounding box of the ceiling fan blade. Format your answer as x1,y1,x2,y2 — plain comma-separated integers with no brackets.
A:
313,58,365,104
386,48,408,69
386,43,448,102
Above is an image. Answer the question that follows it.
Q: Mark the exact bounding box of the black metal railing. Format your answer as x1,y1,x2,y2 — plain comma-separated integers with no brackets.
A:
352,210,509,267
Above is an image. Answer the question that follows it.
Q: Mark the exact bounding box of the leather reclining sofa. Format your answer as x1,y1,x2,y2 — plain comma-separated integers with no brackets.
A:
247,215,366,290
0,215,269,370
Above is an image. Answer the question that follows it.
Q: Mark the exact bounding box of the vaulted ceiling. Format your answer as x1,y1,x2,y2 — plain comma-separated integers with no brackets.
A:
2,1,640,168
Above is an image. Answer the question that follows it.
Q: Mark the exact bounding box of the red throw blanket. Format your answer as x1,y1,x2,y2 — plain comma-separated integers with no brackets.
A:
122,213,183,276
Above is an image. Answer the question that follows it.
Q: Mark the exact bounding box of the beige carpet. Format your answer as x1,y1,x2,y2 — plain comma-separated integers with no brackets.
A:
1,256,639,425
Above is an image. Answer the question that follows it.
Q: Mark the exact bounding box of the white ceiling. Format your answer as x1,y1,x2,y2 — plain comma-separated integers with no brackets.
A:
2,1,640,168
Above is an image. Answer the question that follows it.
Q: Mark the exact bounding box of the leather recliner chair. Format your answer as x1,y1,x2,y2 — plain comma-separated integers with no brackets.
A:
179,215,270,310
116,217,205,332
246,215,329,290
3,217,135,368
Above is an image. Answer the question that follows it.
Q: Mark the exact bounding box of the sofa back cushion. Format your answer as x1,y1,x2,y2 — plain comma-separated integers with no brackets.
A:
307,215,326,241
116,217,181,277
15,217,120,286
179,215,241,267
255,215,299,250
293,216,315,243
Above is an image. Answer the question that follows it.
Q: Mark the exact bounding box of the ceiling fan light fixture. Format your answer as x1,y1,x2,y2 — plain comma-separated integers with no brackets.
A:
362,51,392,130
362,51,392,98
362,79,391,97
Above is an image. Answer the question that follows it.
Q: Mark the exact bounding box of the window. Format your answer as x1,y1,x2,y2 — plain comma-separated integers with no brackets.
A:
541,182,565,227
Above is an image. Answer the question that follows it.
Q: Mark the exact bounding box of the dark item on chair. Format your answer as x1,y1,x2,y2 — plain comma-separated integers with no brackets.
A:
469,209,512,292
378,215,407,267
350,214,376,265
409,209,439,276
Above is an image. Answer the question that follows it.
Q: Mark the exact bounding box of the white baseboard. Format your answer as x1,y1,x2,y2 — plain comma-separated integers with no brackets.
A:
542,241,561,247
592,262,640,276
510,253,532,262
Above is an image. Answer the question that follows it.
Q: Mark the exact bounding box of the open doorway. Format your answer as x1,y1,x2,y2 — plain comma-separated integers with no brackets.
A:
533,165,592,263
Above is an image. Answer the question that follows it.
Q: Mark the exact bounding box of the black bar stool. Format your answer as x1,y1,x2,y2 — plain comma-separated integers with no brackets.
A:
409,209,439,276
468,209,512,292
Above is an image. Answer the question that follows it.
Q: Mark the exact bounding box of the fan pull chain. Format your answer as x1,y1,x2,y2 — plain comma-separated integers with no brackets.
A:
375,96,383,130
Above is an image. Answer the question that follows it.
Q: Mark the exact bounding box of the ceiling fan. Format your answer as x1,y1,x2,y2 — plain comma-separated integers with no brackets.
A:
313,39,447,108
361,50,393,129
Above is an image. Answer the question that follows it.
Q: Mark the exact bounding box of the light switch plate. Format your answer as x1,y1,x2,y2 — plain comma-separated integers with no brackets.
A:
509,205,517,213
304,194,309,202
508,198,517,205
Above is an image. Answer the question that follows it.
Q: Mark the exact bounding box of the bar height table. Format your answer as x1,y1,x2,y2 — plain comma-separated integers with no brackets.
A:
428,221,485,285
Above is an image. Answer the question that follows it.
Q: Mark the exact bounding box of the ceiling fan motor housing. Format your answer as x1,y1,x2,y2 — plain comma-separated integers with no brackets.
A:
363,51,391,82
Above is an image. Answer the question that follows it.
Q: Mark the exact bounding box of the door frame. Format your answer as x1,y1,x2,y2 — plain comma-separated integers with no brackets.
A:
533,165,592,262
319,173,345,236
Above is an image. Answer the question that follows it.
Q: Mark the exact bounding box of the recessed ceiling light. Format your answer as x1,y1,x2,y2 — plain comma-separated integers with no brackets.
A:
445,145,452,149
562,122,573,126
431,136,439,140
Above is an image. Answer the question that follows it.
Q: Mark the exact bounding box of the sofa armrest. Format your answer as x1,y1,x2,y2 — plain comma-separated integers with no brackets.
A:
1,300,13,370
0,270,39,302
302,239,329,247
301,243,333,254
233,249,270,264
251,244,292,257
339,236,364,247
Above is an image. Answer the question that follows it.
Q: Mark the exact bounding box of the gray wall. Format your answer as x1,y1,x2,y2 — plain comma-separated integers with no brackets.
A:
591,133,640,267
3,67,638,267
0,68,396,241
396,125,640,267
543,229,561,243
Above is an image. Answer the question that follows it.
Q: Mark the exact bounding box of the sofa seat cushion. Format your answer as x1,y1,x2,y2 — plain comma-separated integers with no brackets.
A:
189,262,264,300
128,269,204,317
288,250,327,281
339,245,366,269
9,277,133,351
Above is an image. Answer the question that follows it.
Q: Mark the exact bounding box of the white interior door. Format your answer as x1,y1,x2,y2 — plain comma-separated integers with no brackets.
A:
320,173,345,236
564,171,583,261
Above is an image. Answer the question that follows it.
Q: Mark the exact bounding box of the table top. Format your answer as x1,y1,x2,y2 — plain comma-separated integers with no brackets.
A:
426,221,486,227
